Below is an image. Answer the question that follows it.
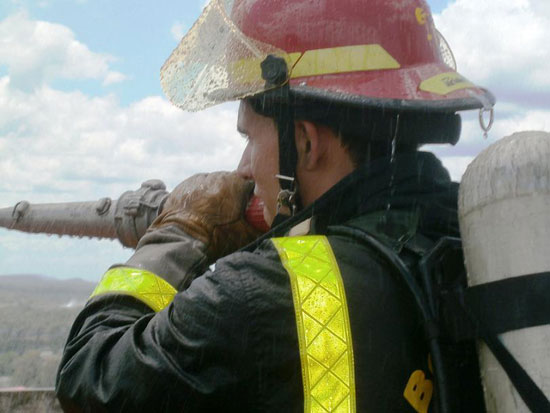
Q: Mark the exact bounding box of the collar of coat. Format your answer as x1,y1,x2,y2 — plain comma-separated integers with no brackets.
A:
245,151,459,250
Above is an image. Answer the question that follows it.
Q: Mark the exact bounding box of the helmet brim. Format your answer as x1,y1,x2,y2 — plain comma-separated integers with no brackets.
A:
288,62,495,113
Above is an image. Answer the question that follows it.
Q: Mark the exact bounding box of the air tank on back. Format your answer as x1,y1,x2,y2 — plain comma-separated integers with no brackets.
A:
459,131,550,412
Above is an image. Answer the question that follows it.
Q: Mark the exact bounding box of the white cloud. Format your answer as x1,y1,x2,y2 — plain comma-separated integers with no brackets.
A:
439,156,474,181
0,68,244,280
170,22,185,41
102,71,127,86
430,0,550,180
0,12,246,279
0,77,245,206
0,12,125,90
434,0,550,98
435,105,550,180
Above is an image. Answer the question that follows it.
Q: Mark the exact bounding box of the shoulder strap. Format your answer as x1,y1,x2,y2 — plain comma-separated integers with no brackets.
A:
327,225,454,412
330,225,550,412
445,272,550,413
405,237,550,413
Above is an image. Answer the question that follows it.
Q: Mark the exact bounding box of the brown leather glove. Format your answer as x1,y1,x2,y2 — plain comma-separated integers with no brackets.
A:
149,171,262,264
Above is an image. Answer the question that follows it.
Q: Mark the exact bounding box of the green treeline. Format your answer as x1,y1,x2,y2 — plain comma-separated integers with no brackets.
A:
0,275,95,388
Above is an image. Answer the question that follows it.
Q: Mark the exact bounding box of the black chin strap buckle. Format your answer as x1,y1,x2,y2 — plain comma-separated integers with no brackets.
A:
261,55,289,88
276,174,297,217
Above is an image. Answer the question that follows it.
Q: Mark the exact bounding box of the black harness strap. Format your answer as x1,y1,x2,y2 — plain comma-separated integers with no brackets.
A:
407,237,550,411
481,329,550,413
466,272,550,336
443,271,550,412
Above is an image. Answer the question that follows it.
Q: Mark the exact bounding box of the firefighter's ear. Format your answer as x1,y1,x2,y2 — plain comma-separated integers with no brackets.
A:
295,120,325,171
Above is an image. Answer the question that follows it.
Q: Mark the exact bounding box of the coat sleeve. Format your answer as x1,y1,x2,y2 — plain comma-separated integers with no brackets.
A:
56,254,258,412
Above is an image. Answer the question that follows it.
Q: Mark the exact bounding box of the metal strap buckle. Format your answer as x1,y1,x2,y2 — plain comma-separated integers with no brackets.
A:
276,188,297,217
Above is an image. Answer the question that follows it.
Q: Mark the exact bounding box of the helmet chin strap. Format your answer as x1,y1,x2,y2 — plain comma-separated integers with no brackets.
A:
261,55,300,228
270,88,299,228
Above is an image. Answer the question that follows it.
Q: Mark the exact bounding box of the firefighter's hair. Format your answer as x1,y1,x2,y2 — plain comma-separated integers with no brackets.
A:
247,94,461,166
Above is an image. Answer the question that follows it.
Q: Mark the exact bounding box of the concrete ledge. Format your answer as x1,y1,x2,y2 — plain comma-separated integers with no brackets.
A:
0,389,61,412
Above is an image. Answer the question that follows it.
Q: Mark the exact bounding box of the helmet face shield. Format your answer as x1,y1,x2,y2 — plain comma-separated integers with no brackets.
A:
160,0,292,112
437,30,456,71
162,0,494,113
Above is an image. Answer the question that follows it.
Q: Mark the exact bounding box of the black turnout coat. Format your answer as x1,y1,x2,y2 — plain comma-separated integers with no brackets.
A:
56,152,460,412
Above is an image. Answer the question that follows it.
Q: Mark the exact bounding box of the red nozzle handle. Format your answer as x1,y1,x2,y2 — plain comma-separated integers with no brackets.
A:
245,196,270,233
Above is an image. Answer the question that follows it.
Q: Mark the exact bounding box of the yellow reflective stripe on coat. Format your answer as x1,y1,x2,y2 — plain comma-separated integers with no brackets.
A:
272,236,356,413
90,267,177,312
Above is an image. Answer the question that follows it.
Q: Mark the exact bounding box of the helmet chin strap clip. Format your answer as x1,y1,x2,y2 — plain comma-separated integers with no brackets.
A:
275,174,298,217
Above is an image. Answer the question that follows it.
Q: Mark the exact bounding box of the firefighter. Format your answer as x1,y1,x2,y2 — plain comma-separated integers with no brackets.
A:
56,0,494,411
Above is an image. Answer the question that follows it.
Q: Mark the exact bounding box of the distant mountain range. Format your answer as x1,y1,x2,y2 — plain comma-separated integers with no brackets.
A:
1,272,94,297
0,274,95,388
0,273,95,295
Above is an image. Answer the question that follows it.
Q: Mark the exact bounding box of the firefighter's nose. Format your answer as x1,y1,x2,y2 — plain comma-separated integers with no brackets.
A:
237,142,252,180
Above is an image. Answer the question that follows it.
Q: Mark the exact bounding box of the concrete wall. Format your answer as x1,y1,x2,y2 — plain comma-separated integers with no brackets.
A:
0,389,61,412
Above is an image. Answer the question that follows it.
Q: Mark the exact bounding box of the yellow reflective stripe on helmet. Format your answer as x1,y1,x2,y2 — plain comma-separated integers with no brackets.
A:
272,236,356,413
90,267,177,313
419,72,475,95
231,44,400,85
291,44,400,78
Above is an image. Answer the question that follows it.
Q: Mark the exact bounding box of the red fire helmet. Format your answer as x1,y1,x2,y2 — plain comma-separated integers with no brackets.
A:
161,0,494,113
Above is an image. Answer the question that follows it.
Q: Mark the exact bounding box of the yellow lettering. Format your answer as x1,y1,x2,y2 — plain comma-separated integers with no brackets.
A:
415,8,427,25
419,72,475,95
404,370,433,413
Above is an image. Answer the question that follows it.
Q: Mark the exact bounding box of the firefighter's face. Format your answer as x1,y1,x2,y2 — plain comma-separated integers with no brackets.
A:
237,101,280,226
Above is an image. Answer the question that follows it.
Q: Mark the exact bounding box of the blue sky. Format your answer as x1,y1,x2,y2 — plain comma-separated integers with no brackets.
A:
1,0,549,280
0,0,204,104
0,0,451,106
